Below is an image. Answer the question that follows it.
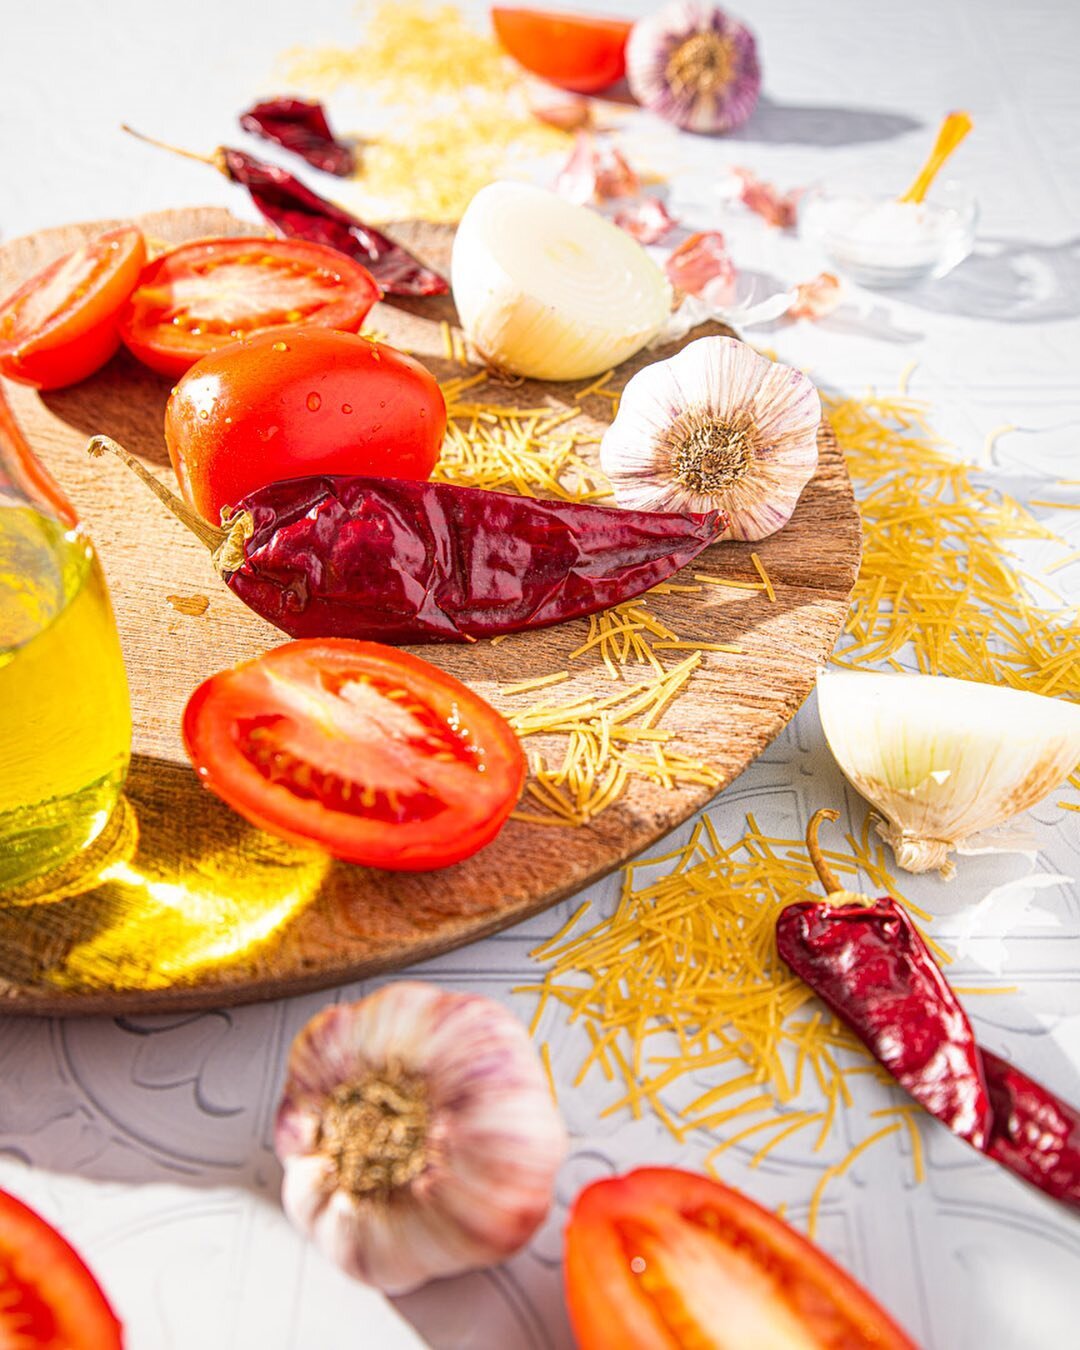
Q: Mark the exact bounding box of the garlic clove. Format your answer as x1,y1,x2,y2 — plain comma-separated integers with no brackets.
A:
275,980,567,1294
817,668,1080,877
626,1,762,134
600,335,820,537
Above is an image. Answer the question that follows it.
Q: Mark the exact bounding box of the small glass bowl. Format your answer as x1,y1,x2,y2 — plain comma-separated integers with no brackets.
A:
800,179,978,289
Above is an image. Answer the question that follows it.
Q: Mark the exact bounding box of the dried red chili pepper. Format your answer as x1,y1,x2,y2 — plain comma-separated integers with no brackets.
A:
777,809,1080,1209
982,1050,1080,1202
90,437,725,644
122,127,447,297
239,97,355,177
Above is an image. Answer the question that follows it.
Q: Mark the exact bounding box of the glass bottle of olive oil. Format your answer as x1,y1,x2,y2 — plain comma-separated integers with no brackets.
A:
0,412,131,892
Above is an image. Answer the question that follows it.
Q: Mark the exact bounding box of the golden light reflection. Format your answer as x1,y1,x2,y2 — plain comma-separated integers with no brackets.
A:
56,839,330,990
0,757,331,997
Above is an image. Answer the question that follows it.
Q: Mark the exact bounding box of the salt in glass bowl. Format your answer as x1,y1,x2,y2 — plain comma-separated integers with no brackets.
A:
800,180,977,289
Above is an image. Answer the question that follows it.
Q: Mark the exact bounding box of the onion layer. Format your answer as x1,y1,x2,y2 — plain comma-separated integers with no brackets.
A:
451,182,672,381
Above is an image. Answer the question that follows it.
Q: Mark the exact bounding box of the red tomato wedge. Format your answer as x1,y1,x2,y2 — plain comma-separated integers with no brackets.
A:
0,225,145,389
492,7,632,92
565,1168,917,1350
118,237,380,378
164,328,446,522
182,641,526,870
0,1187,123,1349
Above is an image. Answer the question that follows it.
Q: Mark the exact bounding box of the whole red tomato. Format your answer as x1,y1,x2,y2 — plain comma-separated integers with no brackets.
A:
164,327,447,522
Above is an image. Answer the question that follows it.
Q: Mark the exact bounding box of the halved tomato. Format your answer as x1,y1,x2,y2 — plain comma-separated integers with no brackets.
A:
0,1187,123,1349
182,640,526,870
0,225,146,389
565,1168,917,1349
118,237,381,378
492,7,633,92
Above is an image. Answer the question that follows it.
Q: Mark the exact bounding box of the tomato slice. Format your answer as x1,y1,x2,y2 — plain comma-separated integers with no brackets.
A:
182,640,526,870
118,237,381,378
0,1187,123,1349
565,1168,917,1350
0,225,146,389
491,7,633,92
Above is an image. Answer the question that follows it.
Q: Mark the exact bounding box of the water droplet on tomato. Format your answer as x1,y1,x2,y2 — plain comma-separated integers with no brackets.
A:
198,409,209,420
379,400,386,408
342,404,353,414
272,340,289,353
307,393,322,412
224,416,233,424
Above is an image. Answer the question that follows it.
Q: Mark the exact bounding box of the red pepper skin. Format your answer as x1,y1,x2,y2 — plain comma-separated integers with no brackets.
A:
220,149,448,297
776,898,992,1147
223,474,725,644
983,1050,1080,1206
778,897,1080,1210
239,97,355,177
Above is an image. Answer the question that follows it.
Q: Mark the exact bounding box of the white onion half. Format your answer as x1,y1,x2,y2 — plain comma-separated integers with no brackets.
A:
451,182,672,381
817,668,1080,876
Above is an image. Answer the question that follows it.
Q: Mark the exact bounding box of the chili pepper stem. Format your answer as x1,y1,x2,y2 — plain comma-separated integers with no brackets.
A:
120,124,226,176
806,808,871,906
86,435,252,574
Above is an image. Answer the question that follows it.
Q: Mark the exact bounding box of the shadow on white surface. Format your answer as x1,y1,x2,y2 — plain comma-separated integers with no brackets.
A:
730,96,922,147
901,235,1080,322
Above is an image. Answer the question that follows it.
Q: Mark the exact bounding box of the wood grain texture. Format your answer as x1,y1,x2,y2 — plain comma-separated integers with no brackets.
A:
0,207,861,1015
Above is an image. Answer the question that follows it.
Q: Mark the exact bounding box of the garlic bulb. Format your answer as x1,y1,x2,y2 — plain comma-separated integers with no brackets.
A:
817,669,1080,877
626,2,761,134
275,981,567,1294
451,182,671,381
600,335,820,539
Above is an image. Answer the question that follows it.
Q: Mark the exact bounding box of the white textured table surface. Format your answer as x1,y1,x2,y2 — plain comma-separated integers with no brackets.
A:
2,2,1079,1347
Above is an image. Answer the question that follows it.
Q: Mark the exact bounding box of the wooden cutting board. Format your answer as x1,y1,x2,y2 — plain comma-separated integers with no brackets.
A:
0,207,861,1015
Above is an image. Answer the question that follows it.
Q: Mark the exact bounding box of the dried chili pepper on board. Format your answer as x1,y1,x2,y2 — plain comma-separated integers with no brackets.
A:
777,809,1080,1208
122,127,447,297
239,97,355,177
89,437,725,644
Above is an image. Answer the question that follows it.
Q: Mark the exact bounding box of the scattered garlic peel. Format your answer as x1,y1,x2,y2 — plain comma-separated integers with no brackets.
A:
554,131,639,204
657,287,793,344
817,668,1080,878
274,981,567,1294
665,230,737,307
525,83,594,132
600,335,820,538
789,272,843,321
735,167,802,229
615,196,678,244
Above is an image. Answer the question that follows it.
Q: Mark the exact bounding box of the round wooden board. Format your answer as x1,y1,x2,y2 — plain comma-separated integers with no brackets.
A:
0,207,860,1015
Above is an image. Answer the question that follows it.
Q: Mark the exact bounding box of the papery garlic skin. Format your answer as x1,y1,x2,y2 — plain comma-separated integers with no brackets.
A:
600,336,820,540
817,669,1080,877
275,981,567,1295
626,2,761,134
452,182,671,381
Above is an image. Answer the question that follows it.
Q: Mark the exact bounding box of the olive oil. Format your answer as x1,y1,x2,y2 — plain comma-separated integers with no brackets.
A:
0,504,131,890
